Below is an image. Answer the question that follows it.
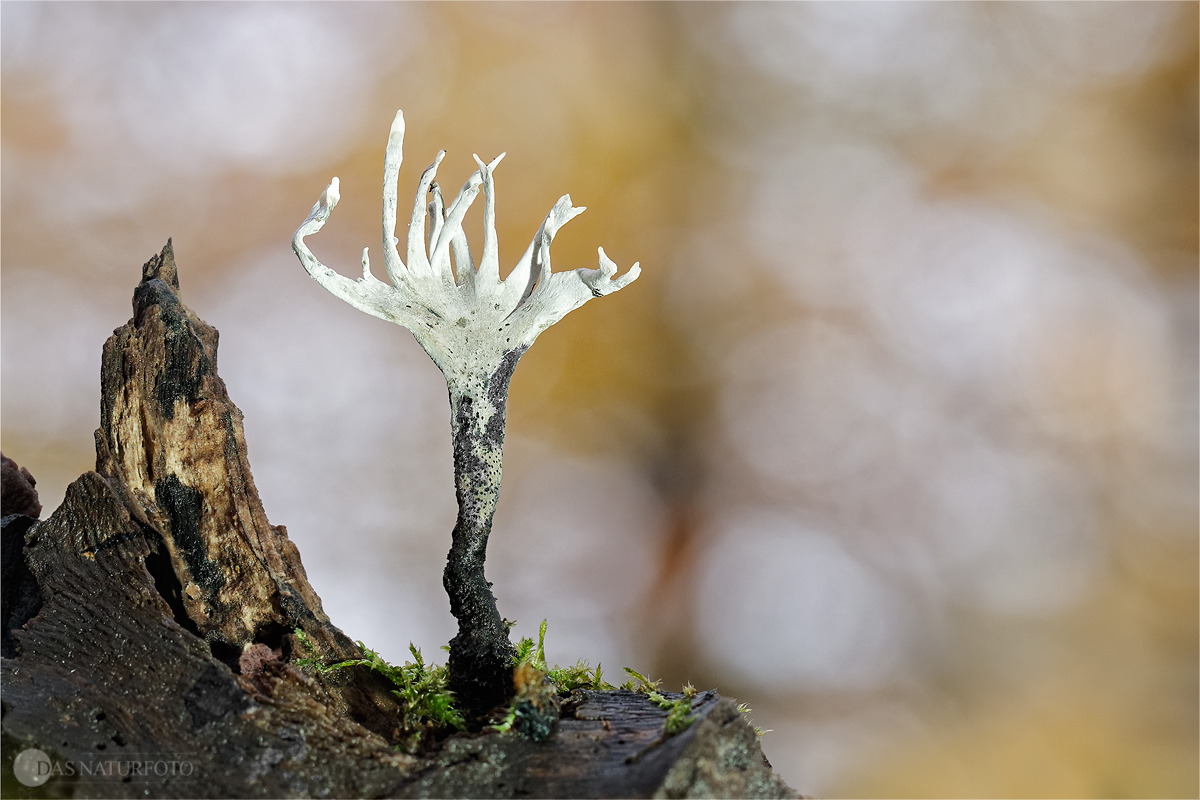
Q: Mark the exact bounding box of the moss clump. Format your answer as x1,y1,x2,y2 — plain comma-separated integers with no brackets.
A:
510,626,699,740
513,619,617,694
619,667,697,736
648,690,696,735
618,666,660,692
293,630,465,749
293,621,727,749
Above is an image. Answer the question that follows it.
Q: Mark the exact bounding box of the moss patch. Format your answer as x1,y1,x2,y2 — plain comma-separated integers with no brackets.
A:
293,630,464,750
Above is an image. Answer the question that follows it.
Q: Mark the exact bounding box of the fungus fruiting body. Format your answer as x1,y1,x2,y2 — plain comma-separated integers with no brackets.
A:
292,110,639,715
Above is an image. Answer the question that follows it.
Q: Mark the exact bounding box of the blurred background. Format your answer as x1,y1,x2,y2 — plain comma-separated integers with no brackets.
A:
2,2,1196,795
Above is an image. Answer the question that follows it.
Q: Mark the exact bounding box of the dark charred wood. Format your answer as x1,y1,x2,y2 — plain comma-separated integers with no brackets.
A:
1,454,42,519
1,514,41,659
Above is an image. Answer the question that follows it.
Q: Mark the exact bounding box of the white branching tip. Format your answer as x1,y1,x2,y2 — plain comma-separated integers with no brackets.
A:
300,177,339,227
293,109,640,390
472,152,507,174
321,178,340,210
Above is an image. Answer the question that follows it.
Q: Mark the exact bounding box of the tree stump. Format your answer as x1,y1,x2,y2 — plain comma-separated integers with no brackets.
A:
0,242,799,799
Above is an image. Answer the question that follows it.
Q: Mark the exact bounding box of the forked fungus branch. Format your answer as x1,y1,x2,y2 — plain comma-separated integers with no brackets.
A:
292,110,640,715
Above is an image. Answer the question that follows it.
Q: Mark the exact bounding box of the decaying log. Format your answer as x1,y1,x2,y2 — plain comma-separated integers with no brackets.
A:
0,242,798,798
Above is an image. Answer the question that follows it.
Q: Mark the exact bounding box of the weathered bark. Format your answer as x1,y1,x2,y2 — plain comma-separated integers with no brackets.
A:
1,473,414,799
90,240,406,742
95,243,344,656
0,242,799,798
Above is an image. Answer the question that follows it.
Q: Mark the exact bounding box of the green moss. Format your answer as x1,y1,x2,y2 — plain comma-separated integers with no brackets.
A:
509,624,700,737
736,702,771,740
489,702,520,734
290,629,324,671
647,690,695,735
515,628,699,739
292,629,465,749
620,666,661,692
295,620,720,748
511,619,617,695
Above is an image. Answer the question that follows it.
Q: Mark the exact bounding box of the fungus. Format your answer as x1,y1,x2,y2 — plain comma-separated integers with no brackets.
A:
292,110,640,716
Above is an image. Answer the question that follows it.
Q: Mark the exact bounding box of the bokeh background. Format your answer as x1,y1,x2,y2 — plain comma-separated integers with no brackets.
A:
2,2,1196,795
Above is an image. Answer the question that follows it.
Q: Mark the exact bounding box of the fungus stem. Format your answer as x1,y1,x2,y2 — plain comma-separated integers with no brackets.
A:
442,349,524,713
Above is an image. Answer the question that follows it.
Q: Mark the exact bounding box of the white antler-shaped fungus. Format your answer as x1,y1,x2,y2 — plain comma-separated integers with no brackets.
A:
293,110,639,394
292,110,639,715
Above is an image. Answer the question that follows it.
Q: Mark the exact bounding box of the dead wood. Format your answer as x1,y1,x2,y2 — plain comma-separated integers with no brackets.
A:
0,241,798,799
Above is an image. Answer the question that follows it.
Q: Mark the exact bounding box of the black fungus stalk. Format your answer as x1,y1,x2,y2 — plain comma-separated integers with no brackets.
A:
443,347,526,716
